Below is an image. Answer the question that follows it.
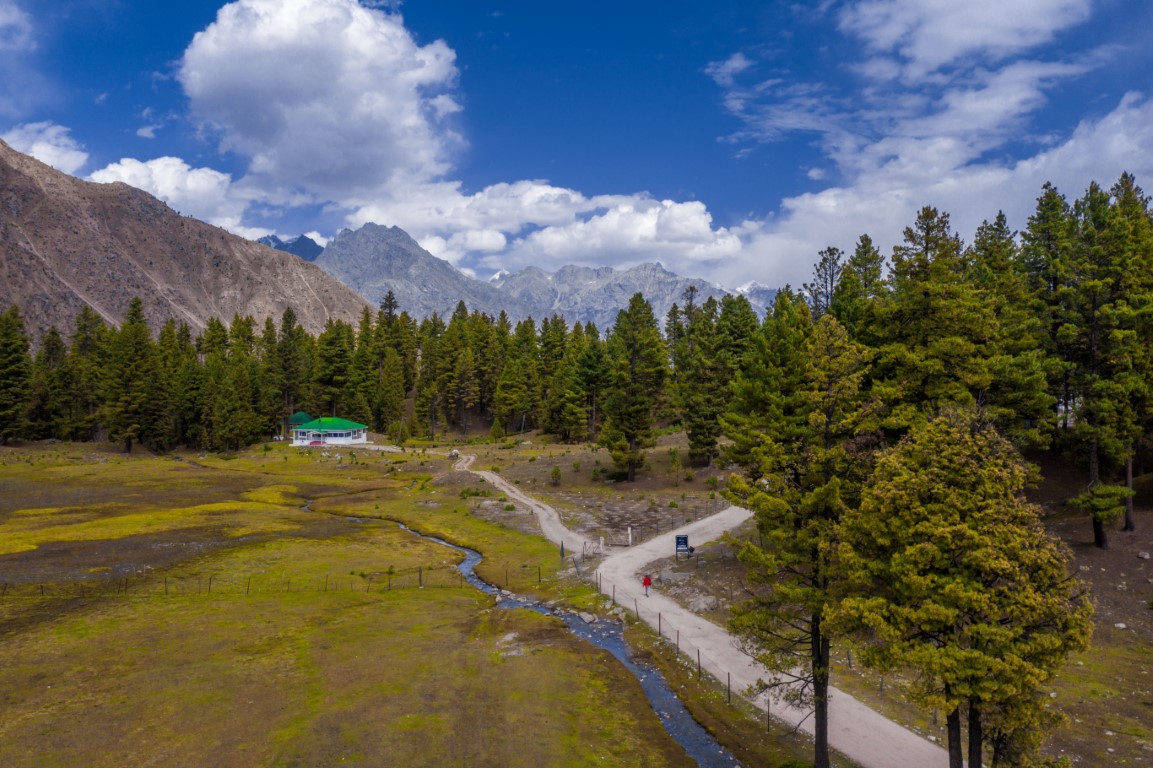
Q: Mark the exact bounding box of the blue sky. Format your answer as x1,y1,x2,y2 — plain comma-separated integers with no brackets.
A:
2,0,1151,290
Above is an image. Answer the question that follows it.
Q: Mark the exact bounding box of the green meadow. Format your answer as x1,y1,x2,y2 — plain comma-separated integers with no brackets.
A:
0,444,694,768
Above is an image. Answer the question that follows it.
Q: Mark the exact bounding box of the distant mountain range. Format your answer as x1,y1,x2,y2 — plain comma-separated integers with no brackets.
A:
272,222,775,328
0,140,368,339
257,233,323,262
0,136,776,342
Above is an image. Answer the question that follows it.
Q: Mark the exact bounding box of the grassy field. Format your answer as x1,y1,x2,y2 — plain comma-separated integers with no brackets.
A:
0,443,697,768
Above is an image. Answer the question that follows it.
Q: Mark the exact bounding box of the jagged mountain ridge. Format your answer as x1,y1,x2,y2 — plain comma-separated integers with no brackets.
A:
314,223,529,321
257,233,323,261
489,262,730,330
310,223,752,328
0,140,369,340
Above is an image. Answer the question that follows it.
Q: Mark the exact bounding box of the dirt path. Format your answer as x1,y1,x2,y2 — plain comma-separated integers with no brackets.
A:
454,453,596,555
455,455,949,768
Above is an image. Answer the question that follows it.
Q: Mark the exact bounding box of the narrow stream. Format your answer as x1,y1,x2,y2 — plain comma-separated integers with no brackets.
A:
397,523,741,768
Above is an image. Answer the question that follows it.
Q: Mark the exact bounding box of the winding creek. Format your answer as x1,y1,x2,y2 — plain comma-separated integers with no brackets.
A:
396,523,741,768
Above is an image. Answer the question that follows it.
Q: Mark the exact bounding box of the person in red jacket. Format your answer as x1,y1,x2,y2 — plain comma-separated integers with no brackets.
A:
643,574,652,597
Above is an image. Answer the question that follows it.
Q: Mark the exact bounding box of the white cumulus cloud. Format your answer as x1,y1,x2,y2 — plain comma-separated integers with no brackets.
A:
178,0,460,199
2,121,88,174
89,156,265,238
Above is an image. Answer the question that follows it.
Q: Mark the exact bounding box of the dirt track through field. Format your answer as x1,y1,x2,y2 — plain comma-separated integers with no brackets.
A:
455,453,950,768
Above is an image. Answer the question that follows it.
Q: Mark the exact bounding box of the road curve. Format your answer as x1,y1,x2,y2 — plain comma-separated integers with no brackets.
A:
454,453,595,555
454,455,949,768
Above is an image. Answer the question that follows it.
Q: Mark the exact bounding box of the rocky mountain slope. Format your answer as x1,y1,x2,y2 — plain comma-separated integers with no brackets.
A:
489,262,729,330
315,223,523,320
0,140,368,339
311,222,743,328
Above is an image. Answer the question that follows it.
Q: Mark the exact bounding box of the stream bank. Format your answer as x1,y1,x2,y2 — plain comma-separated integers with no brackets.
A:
396,522,741,768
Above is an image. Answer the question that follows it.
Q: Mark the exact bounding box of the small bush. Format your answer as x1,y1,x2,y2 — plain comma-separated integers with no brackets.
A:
459,487,493,499
503,503,516,511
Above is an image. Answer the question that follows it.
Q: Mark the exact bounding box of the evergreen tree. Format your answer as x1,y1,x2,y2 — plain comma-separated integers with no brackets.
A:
833,409,1093,768
377,348,408,443
716,293,761,379
256,318,285,437
725,288,813,466
101,298,156,452
831,234,887,343
725,313,876,768
26,326,68,439
414,313,447,438
574,327,609,440
198,316,230,357
803,247,844,318
0,305,32,443
171,324,204,447
677,296,726,466
873,207,1049,443
278,308,313,422
313,319,355,416
62,306,108,441
149,319,197,449
601,293,666,481
346,307,378,427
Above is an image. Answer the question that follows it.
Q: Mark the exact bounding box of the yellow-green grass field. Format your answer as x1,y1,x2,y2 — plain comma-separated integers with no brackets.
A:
0,443,695,768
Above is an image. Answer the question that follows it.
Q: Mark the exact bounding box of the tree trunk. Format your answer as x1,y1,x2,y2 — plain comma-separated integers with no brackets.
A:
124,435,133,454
968,699,983,768
1090,439,1110,549
1092,516,1109,549
946,705,964,768
812,616,830,768
1124,451,1136,532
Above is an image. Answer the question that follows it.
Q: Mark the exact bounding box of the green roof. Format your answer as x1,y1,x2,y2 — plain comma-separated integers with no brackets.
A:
295,417,368,432
289,410,313,426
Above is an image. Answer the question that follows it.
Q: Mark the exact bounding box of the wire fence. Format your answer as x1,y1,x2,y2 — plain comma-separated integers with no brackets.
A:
0,561,562,600
590,566,808,742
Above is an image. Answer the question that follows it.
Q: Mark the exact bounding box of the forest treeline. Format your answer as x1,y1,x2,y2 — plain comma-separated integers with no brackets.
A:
0,174,1147,520
0,284,757,470
0,175,1148,498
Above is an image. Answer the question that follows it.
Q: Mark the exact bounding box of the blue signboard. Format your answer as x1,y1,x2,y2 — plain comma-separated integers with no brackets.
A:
675,535,689,552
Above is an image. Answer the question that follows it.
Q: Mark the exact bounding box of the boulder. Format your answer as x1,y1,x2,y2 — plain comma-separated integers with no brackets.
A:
688,595,720,613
